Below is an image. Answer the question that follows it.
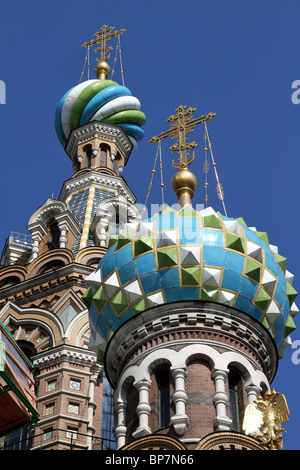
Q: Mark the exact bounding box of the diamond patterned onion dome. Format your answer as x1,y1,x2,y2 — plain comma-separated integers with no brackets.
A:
83,205,298,357
55,79,146,148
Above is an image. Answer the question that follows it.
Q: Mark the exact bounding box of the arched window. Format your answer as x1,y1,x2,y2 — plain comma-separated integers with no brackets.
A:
48,221,60,250
156,367,171,428
86,147,92,168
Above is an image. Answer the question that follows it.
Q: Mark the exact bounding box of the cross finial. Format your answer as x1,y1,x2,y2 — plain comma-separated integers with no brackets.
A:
150,105,216,170
82,25,126,79
149,106,216,207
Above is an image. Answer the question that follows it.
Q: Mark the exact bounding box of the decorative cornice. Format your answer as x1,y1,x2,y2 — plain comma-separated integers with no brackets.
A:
59,170,136,204
65,121,133,163
32,344,98,368
105,302,278,387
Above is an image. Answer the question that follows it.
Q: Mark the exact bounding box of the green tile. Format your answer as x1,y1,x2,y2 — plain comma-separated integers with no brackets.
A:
200,287,219,302
286,282,298,306
93,286,107,310
261,315,270,329
135,235,154,256
132,298,149,313
234,217,247,226
82,286,93,308
162,205,176,215
274,253,287,273
117,232,133,249
277,344,284,360
157,247,178,269
178,205,197,217
181,266,200,286
255,287,271,311
245,258,261,282
203,214,222,229
255,231,269,246
285,315,296,337
226,233,245,253
111,290,128,314
108,235,118,249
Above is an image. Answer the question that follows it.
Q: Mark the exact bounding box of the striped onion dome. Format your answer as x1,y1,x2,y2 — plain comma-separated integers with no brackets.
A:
55,79,146,148
83,205,298,357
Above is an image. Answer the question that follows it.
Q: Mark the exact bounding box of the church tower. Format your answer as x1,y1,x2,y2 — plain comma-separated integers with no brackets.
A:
84,103,297,450
0,26,145,450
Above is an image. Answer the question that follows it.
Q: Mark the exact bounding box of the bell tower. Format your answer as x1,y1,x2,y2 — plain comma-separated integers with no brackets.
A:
0,26,146,450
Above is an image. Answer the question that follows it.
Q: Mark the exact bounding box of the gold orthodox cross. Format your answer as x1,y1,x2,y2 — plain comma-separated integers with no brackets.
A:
82,25,126,62
150,105,216,170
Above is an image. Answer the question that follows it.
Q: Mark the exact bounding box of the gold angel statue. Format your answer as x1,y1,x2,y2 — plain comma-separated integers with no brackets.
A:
242,389,290,450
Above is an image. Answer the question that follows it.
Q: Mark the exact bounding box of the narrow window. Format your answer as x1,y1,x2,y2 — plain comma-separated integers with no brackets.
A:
156,368,170,428
86,147,92,168
100,147,107,167
48,222,60,250
228,370,241,431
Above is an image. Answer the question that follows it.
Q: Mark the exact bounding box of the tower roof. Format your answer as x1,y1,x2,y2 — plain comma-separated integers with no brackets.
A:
55,26,146,150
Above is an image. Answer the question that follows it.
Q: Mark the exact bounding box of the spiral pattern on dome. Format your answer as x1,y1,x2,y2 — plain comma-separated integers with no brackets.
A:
55,79,146,148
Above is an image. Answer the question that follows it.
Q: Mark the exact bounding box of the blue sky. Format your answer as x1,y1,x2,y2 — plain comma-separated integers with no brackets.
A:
0,0,299,449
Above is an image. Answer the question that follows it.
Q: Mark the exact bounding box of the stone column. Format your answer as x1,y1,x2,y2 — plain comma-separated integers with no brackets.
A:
57,222,68,249
86,364,102,450
171,367,189,435
132,378,151,439
212,368,232,431
114,399,127,449
245,383,261,404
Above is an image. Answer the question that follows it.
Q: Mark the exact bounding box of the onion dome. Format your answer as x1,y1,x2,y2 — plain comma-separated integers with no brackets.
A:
83,205,297,357
55,78,146,148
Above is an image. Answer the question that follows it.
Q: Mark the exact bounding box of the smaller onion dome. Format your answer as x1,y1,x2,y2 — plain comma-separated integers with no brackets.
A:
55,78,146,148
83,205,297,357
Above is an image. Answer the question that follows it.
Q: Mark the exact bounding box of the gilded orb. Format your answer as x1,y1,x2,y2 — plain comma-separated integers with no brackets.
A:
95,60,111,80
171,168,198,206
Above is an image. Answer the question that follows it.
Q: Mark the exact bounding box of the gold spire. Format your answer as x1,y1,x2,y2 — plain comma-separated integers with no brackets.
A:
150,106,216,206
82,25,126,80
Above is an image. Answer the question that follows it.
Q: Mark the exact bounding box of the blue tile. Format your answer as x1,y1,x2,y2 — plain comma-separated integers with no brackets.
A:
243,226,264,246
120,308,135,323
179,226,202,244
274,284,287,310
203,228,224,247
164,287,184,303
140,271,161,294
117,260,137,285
273,315,285,347
248,304,262,321
89,302,100,327
203,246,225,267
115,243,133,266
240,276,259,300
282,298,291,323
222,270,242,292
224,250,245,274
182,287,200,300
159,267,180,288
234,296,252,313
101,254,117,280
96,304,116,338
156,212,176,231
135,252,157,276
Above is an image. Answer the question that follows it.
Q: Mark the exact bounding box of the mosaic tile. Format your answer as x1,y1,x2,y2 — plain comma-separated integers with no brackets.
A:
86,205,297,352
181,266,200,286
244,258,262,283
